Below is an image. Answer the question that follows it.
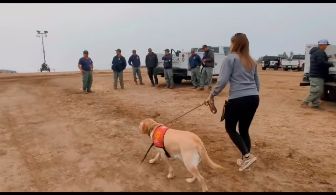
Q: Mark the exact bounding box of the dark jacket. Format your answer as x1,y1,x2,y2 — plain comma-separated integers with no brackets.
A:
188,53,202,69
309,47,333,79
162,54,173,69
145,52,158,68
112,55,127,72
202,50,215,68
128,54,141,67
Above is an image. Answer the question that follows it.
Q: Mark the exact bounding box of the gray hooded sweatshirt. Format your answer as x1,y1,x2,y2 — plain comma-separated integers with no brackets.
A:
211,53,260,100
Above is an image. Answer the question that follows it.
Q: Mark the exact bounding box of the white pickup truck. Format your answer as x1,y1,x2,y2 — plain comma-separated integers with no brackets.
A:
155,46,230,84
280,55,305,71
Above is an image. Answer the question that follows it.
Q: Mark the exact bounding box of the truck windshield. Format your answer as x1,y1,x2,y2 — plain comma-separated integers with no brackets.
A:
263,56,279,61
195,46,219,53
292,55,305,60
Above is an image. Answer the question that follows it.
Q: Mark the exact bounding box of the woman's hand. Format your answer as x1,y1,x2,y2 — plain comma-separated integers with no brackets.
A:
204,94,214,105
204,94,217,114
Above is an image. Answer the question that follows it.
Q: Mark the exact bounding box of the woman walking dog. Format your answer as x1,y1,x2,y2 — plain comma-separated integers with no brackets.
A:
205,33,260,171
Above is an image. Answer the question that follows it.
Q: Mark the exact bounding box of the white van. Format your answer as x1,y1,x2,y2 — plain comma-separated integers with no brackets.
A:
155,46,230,84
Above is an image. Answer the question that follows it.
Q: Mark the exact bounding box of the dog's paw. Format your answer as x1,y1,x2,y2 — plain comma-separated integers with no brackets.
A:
167,172,174,179
149,159,156,164
186,177,196,183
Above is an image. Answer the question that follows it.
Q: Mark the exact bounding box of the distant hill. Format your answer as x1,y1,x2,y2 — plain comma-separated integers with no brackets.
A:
0,69,16,73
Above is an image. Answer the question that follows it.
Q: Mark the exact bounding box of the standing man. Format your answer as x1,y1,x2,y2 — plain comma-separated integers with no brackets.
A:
128,49,144,85
303,39,333,108
189,49,202,89
199,45,215,91
162,49,174,89
111,49,127,90
78,50,93,94
145,48,159,87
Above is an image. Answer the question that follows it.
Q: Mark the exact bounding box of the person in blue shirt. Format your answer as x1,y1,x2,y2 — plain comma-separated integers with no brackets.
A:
111,49,127,89
78,50,93,94
128,49,144,85
188,49,202,89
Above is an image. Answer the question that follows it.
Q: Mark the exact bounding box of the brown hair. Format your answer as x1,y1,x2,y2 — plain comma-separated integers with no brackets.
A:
230,33,256,72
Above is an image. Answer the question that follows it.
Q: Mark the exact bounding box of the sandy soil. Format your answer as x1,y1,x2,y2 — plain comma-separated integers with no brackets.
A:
0,67,335,192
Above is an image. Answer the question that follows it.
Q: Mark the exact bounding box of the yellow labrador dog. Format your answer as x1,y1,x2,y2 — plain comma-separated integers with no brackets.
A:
139,118,223,192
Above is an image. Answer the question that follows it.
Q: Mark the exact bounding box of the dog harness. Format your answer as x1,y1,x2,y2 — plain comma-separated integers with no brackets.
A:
151,124,171,158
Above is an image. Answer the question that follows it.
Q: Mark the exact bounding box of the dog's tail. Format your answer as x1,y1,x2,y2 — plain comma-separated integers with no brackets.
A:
198,141,224,170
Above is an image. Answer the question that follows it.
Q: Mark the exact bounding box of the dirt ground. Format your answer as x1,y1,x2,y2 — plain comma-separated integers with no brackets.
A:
0,67,335,192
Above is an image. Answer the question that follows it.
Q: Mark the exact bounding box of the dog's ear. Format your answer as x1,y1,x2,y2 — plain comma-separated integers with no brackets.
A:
140,118,158,135
140,119,149,134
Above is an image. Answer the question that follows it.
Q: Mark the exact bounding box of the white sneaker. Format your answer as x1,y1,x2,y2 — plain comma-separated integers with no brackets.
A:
239,154,257,171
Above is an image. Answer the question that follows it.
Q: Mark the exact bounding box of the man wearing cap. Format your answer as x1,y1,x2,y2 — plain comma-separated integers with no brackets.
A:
111,49,127,89
199,45,215,91
303,39,334,108
78,50,93,94
128,49,144,85
162,49,174,89
188,49,202,89
145,48,159,87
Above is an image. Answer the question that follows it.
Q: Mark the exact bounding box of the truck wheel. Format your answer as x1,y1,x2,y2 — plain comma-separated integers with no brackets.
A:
329,86,336,102
173,77,182,84
321,86,330,101
283,68,288,71
322,85,336,102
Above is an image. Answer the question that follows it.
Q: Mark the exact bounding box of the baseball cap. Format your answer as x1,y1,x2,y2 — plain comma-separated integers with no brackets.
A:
115,49,121,52
164,49,170,52
318,39,330,45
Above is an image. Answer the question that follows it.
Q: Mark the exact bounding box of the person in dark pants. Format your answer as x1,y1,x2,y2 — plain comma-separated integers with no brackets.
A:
111,49,127,89
162,49,174,89
128,49,144,85
188,49,202,89
302,39,333,109
199,45,215,91
205,33,260,171
78,50,93,94
145,48,159,87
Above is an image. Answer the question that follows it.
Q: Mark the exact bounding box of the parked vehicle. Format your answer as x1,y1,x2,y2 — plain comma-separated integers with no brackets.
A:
155,46,230,84
261,56,281,70
40,63,50,72
281,54,305,71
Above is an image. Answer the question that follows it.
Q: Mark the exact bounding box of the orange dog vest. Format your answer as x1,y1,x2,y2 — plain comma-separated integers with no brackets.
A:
152,125,169,148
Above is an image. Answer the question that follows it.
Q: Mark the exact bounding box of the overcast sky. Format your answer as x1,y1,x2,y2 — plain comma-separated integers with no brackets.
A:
1,3,336,72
